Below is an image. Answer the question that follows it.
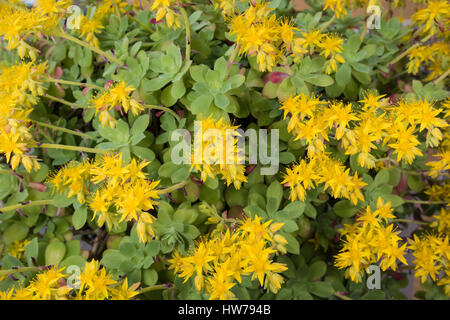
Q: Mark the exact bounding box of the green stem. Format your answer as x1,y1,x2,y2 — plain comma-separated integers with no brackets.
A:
39,143,110,154
433,68,450,85
37,126,55,143
137,284,169,295
225,45,240,79
81,104,180,120
44,94,75,107
389,34,433,65
360,21,369,41
54,29,124,66
375,157,390,162
0,168,14,176
130,16,153,33
34,120,96,141
404,199,446,205
334,292,352,300
178,6,191,62
143,104,180,120
319,14,336,32
0,267,41,277
44,77,104,91
0,200,53,213
158,181,188,194
393,218,429,226
401,169,423,175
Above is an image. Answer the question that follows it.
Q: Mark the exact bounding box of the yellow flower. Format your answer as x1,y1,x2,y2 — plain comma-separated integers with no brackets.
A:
298,30,323,51
85,267,117,300
169,214,288,299
433,208,450,233
89,81,144,128
110,278,140,300
427,150,450,178
335,203,408,282
412,0,450,36
376,197,396,221
207,265,236,300
328,101,359,140
279,17,299,49
228,3,282,72
190,117,247,189
243,241,287,286
47,161,92,204
79,16,104,48
323,0,348,19
359,91,387,111
408,234,448,283
151,0,182,29
213,0,238,17
388,123,423,164
281,160,319,202
0,260,139,300
27,266,67,300
318,34,345,74
116,179,160,222
0,0,71,51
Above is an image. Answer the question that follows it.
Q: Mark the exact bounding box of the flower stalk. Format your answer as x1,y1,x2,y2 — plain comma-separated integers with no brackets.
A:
319,14,336,32
178,6,191,62
137,284,170,295
44,94,75,107
393,218,429,226
44,77,104,91
143,104,180,120
33,120,96,141
404,199,446,205
0,267,42,277
389,33,433,65
0,200,53,214
54,29,124,66
39,143,111,154
158,181,188,194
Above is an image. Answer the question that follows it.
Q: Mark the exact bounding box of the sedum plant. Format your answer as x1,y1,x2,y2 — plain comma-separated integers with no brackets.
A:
0,0,449,301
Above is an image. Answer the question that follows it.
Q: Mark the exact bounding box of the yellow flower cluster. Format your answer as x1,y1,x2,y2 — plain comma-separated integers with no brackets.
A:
0,0,71,57
412,0,450,36
6,240,31,259
425,181,450,203
190,117,247,190
322,0,404,20
213,0,241,16
76,0,128,47
432,208,450,233
407,43,450,80
426,150,450,178
318,33,346,74
228,2,346,73
169,215,288,299
228,2,287,72
0,61,47,172
280,92,448,170
409,234,450,288
89,81,145,128
47,153,160,242
334,198,408,283
282,154,366,205
323,0,350,18
151,0,182,29
407,1,450,81
0,260,139,300
390,98,448,148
